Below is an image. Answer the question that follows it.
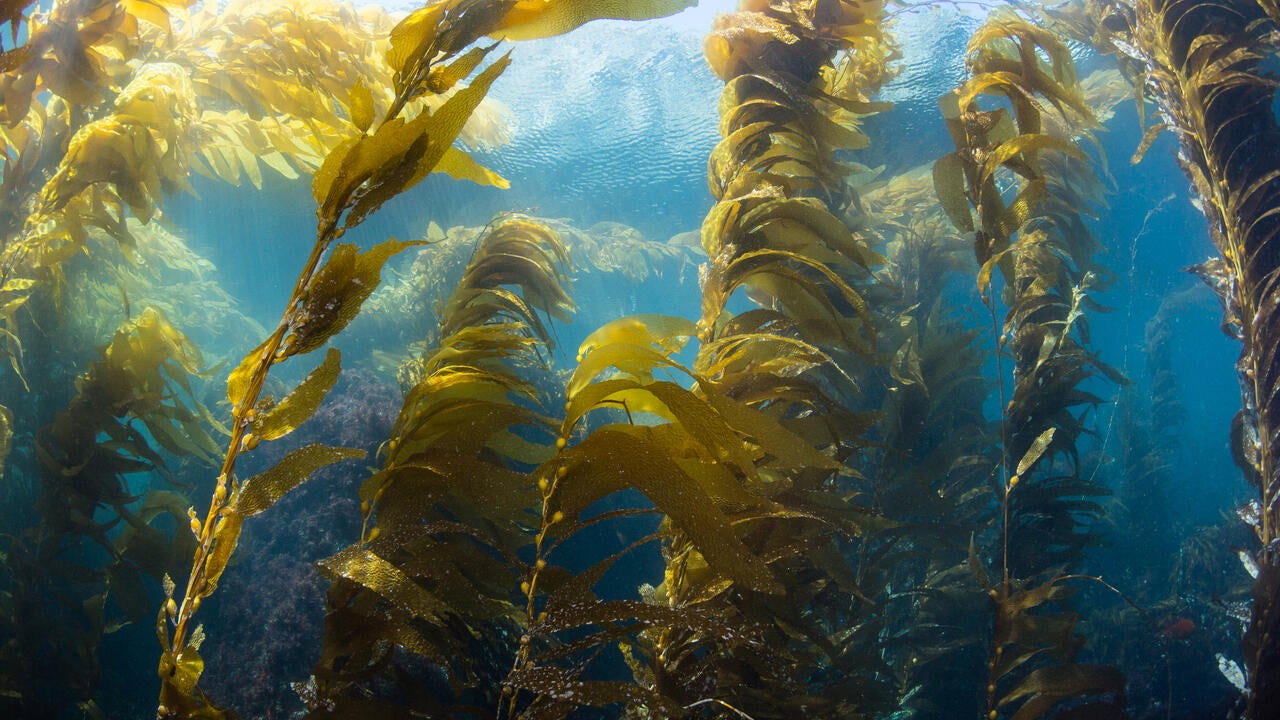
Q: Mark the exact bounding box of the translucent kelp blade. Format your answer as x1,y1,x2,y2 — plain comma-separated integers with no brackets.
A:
551,425,780,594
285,238,419,357
251,347,342,442
491,0,697,41
319,546,449,623
232,444,365,517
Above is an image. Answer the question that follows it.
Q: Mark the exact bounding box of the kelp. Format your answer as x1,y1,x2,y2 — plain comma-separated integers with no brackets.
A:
156,2,697,717
1062,0,1280,714
592,1,906,717
306,214,565,715
353,218,700,383
935,9,1127,719
0,308,209,718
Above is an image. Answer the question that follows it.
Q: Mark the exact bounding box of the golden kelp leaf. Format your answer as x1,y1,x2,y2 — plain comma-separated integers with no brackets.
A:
998,177,1047,238
285,238,418,357
123,0,174,32
226,339,268,411
386,3,447,78
337,54,513,230
163,645,204,696
932,152,974,232
427,44,491,94
981,133,1086,186
198,510,243,599
252,348,341,442
704,11,799,81
311,135,359,207
634,381,759,476
702,390,842,472
349,78,374,133
555,426,781,594
567,342,686,399
492,0,696,42
1014,427,1056,478
437,146,510,188
698,334,829,381
319,545,447,622
576,314,696,360
232,444,364,517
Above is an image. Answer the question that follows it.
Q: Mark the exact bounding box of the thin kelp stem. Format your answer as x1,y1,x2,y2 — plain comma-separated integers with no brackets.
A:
990,299,1012,589
165,219,339,668
936,7,1128,718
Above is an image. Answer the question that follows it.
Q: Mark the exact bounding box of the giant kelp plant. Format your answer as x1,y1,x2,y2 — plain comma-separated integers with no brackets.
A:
2,0,1280,718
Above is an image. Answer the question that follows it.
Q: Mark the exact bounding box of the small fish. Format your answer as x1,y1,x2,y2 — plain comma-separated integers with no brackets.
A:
1158,617,1196,640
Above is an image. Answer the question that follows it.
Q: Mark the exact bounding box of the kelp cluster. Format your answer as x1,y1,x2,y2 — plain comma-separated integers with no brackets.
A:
935,9,1129,719
2,307,213,718
5,0,1280,718
1034,0,1280,714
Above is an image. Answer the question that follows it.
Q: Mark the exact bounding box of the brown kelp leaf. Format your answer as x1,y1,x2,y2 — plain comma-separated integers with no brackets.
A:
981,133,1086,186
968,533,991,591
998,663,1125,710
107,561,149,624
252,348,342,442
554,425,780,594
0,403,12,477
1130,121,1168,165
285,238,418,357
492,0,696,41
232,444,365,517
1014,427,1056,478
932,152,974,232
318,545,447,622
506,665,671,718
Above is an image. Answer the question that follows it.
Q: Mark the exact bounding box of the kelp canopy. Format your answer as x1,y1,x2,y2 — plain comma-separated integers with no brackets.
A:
0,0,1276,719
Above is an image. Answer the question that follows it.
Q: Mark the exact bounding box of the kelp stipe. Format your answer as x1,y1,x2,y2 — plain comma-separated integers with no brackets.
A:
156,5,514,714
1067,0,1280,713
935,9,1129,719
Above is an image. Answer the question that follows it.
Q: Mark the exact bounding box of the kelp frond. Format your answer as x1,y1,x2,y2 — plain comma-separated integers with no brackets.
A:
1074,0,1280,714
936,8,1127,719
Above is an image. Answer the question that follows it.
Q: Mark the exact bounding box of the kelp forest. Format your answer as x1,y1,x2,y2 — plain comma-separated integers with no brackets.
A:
0,0,1277,718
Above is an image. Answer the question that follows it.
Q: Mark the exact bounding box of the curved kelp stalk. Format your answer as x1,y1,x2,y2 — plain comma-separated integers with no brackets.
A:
934,10,1128,720
1071,0,1280,713
158,2,696,717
